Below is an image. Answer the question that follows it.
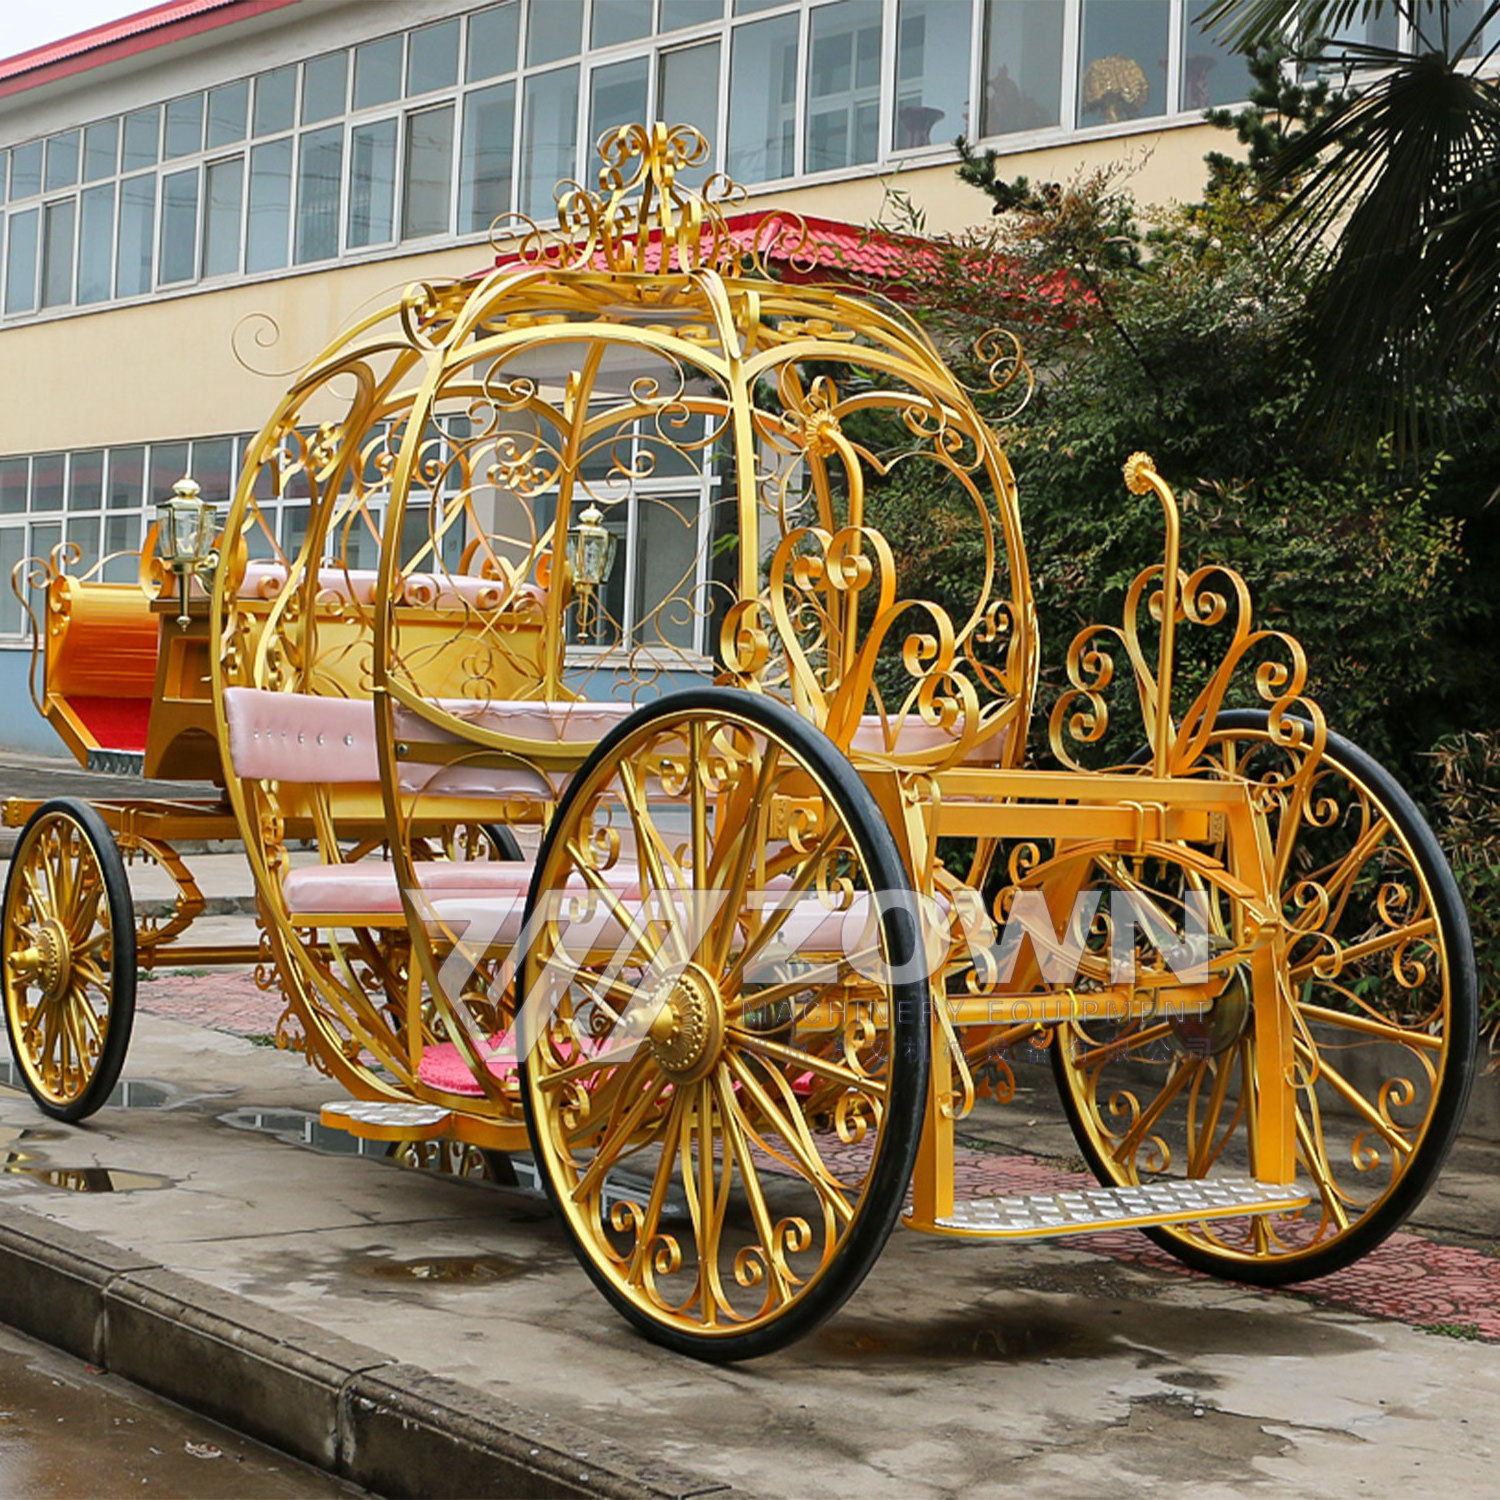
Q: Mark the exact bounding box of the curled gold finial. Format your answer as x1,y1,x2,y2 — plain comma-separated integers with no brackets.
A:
1123,452,1156,495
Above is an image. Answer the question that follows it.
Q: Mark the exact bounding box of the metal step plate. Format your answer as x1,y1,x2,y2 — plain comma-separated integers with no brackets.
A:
928,1175,1312,1240
320,1100,453,1142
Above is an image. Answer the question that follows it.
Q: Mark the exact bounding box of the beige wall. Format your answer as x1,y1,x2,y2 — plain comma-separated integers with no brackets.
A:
0,120,1224,457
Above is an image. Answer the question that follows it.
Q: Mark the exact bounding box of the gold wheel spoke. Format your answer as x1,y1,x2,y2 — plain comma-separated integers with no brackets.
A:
540,1036,645,1092
563,1047,659,1145
65,881,103,946
1288,919,1437,985
69,987,105,1046
561,840,664,968
1111,1058,1198,1167
569,1064,673,1205
712,1066,794,1307
624,1089,688,1289
723,1050,856,1224
1299,816,1392,926
1293,1106,1352,1234
617,762,690,966
725,1026,887,1099
707,743,781,972
1294,1001,1444,1051
721,819,847,999
1186,1051,1238,1179
1071,1020,1173,1071
1293,1037,1415,1159
680,1078,732,1326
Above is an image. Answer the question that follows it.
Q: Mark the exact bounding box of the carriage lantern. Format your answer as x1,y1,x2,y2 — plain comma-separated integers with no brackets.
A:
156,476,220,627
565,500,617,634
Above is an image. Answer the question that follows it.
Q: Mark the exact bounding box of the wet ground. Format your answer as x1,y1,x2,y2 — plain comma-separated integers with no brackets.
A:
0,1322,370,1498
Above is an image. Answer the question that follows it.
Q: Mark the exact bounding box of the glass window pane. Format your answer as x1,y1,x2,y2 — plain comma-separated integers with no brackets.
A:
191,437,235,504
159,168,199,284
1079,0,1169,125
662,0,723,28
303,52,348,124
895,0,972,149
254,66,296,136
527,0,583,65
246,138,292,272
45,131,79,191
68,516,101,568
296,124,343,263
122,108,160,170
402,105,455,239
0,460,27,514
115,177,155,296
108,447,144,509
1182,17,1254,108
659,43,720,185
31,522,62,576
468,3,520,81
4,207,38,314
150,444,191,504
0,150,8,205
69,450,104,510
102,513,142,581
459,82,515,234
0,529,22,633
83,120,119,181
207,80,249,147
202,156,244,276
32,454,64,512
348,119,397,247
354,36,403,109
41,199,75,308
408,19,460,94
590,57,649,146
11,141,43,198
78,184,115,304
520,67,579,220
592,0,653,48
807,0,882,172
982,0,1065,136
165,93,204,158
727,14,799,183
734,0,783,13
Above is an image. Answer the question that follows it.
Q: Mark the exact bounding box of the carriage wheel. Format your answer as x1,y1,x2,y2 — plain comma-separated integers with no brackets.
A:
1051,710,1478,1283
2,800,136,1123
519,688,929,1360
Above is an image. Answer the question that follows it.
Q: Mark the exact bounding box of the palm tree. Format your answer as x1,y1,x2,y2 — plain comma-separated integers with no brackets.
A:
1198,0,1500,459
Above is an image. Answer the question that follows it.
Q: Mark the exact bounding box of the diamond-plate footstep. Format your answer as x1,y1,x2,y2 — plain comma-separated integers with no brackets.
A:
933,1174,1311,1239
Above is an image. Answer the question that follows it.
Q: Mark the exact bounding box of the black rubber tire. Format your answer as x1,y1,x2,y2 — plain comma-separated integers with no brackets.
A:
2,799,137,1123
1051,709,1478,1285
519,687,929,1361
480,824,525,861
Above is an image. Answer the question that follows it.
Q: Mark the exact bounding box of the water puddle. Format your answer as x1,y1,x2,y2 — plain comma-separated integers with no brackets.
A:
812,1311,1124,1364
351,1251,532,1284
0,1058,177,1110
1,1165,173,1193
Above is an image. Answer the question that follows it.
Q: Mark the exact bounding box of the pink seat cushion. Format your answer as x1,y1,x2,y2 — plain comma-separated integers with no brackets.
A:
417,1037,517,1096
283,859,535,916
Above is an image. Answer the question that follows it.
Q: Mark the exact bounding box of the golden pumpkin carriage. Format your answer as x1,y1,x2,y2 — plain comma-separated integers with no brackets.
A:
3,124,1477,1361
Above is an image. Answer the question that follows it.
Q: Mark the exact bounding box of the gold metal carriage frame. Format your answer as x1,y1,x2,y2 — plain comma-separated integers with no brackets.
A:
2,123,1478,1361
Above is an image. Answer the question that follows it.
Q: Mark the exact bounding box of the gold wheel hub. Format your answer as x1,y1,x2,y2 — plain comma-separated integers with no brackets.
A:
647,965,723,1083
11,919,71,1005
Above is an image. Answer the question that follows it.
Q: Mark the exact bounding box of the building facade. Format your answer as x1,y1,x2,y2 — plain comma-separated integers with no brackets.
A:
0,0,1280,753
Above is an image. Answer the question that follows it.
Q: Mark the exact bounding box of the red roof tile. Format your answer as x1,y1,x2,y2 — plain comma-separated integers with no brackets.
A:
0,0,298,99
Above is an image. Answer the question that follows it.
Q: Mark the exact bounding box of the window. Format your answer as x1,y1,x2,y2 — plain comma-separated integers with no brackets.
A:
11,141,43,198
468,3,520,82
982,0,1065,136
460,83,515,235
806,0,882,172
296,124,344,262
158,169,200,284
403,105,455,239
727,13,798,182
662,0,723,31
246,139,293,272
528,0,584,65
115,177,156,297
202,157,244,276
1079,0,1169,126
591,57,650,143
41,200,76,308
77,184,114,303
521,67,579,219
207,81,249,147
895,0,972,149
303,53,348,124
1183,14,1254,108
349,120,398,247
5,208,38,314
408,20,460,94
354,36,403,109
121,109,159,171
253,67,296,136
164,94,204,158
659,41,720,184
593,0,654,49
83,121,118,182
45,132,79,192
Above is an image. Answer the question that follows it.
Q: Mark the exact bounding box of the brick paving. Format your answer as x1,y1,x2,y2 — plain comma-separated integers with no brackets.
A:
135,965,285,1038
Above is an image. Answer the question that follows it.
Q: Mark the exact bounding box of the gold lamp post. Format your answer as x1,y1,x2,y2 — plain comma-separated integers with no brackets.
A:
156,476,220,629
565,501,618,638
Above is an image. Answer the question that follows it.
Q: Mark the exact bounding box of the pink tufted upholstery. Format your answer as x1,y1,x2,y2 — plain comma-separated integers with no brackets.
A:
416,1037,518,1096
237,562,546,613
223,688,380,783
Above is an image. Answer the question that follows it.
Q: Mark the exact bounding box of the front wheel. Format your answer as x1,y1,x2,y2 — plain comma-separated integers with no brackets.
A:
3,799,136,1122
519,689,929,1360
1051,712,1478,1284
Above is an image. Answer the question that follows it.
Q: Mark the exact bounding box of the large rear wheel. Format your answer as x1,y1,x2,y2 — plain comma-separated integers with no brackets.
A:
1051,712,1477,1283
